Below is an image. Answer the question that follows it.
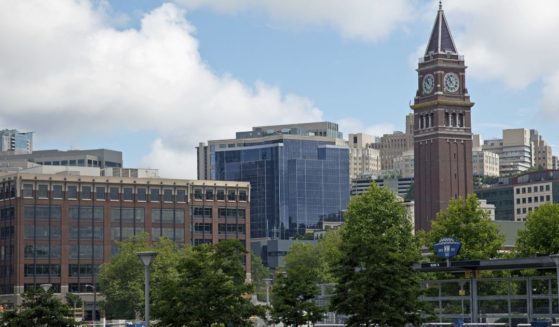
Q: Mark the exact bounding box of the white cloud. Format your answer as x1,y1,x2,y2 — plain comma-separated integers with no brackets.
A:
174,0,415,42
0,1,322,179
441,0,559,118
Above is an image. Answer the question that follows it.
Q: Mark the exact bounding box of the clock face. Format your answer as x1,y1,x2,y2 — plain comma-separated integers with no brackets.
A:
422,74,435,94
444,73,460,93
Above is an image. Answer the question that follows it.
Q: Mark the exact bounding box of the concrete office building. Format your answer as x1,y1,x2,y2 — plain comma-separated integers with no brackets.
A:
0,149,123,169
476,170,559,221
347,133,380,179
531,129,553,170
393,149,415,178
199,122,349,240
0,169,250,317
351,173,414,199
371,114,414,170
0,130,33,154
483,129,533,176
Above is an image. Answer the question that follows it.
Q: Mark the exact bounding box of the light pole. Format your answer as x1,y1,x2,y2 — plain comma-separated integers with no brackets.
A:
137,251,158,327
551,254,559,318
263,278,272,305
40,283,52,292
85,284,97,326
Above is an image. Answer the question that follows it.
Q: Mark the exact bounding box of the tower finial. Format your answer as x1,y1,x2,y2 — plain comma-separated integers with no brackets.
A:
439,0,443,10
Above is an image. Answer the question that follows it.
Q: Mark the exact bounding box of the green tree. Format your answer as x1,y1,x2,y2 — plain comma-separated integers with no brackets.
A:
330,183,426,326
423,194,505,260
98,233,182,319
0,288,78,327
271,243,326,326
152,240,262,326
516,203,559,256
252,254,271,302
316,228,343,283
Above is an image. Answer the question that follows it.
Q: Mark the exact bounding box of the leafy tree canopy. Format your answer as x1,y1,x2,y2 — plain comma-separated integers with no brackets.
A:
331,183,426,326
423,194,505,260
271,242,326,326
0,288,78,327
98,233,182,319
152,240,263,327
516,203,559,256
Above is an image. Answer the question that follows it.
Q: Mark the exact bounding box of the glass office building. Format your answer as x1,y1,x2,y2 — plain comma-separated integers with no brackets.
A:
214,136,349,239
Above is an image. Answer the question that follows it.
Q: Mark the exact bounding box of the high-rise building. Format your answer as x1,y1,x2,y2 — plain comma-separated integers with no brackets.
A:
0,129,33,154
199,122,349,239
0,170,251,312
531,129,553,170
370,114,414,170
347,133,380,179
393,149,415,178
412,3,474,230
483,129,533,176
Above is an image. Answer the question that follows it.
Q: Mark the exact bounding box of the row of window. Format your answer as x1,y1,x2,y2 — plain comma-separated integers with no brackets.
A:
193,188,248,201
22,184,249,202
517,207,537,215
516,195,551,205
192,207,246,219
515,184,551,194
22,184,188,202
193,223,246,234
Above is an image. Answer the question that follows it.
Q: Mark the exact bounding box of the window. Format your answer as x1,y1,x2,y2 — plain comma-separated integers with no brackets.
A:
194,189,203,200
150,189,160,202
194,223,212,233
528,187,532,193
152,209,184,224
24,244,61,258
52,185,63,199
522,198,526,204
37,184,48,198
546,185,551,191
82,186,92,200
534,197,539,203
540,185,544,192
193,207,212,217
516,208,521,214
69,245,103,259
541,196,545,202
522,188,526,194
218,223,245,234
205,189,214,200
69,207,104,221
67,185,78,199
239,190,247,201
69,226,104,240
109,187,119,201
516,199,520,204
96,186,105,200
22,184,33,197
123,187,133,201
216,189,225,201
24,264,60,277
137,188,147,201
193,239,212,246
546,195,551,201
218,208,245,219
69,264,99,277
163,189,173,202
516,189,520,195
227,190,236,201
24,225,61,240
24,206,62,220
176,189,186,203
522,208,527,214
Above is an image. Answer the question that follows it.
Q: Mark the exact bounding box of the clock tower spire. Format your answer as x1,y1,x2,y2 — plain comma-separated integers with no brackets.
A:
412,4,474,231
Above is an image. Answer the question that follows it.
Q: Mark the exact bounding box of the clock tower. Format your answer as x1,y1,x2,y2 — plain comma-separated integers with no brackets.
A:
412,2,474,231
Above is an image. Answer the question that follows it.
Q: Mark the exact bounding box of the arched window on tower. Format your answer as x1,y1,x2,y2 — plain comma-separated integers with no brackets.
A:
445,112,450,126
451,113,457,127
458,113,464,127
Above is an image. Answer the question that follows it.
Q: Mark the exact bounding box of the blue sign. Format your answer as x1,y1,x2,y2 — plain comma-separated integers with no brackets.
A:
433,237,461,259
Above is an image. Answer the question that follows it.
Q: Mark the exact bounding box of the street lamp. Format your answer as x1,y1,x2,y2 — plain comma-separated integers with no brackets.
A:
84,284,97,325
137,251,158,327
40,283,52,292
263,278,273,305
550,254,559,318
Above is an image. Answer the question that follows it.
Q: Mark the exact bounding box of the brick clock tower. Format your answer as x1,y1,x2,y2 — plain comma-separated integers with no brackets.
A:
412,2,474,231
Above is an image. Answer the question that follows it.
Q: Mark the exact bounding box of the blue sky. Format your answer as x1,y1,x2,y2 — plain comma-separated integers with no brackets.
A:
1,0,559,178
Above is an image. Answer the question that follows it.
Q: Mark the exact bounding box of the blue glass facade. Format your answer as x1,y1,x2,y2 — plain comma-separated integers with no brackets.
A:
214,139,349,239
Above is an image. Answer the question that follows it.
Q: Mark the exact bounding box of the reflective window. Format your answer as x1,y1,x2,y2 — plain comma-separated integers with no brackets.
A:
24,206,62,220
193,207,212,217
109,187,119,201
176,189,186,203
69,245,103,259
24,225,61,240
69,207,104,221
137,188,147,201
194,223,212,233
24,244,61,258
239,190,247,201
69,226,104,240
82,186,92,200
194,189,203,200
52,185,63,199
24,264,60,277
96,186,106,200
67,185,78,199
37,184,48,198
123,187,133,201
205,189,214,200
22,184,33,197
227,190,236,201
150,189,160,202
216,189,225,201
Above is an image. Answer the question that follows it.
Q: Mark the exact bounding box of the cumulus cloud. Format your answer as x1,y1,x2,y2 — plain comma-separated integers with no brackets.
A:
338,117,395,139
442,0,559,118
174,0,415,42
0,1,322,178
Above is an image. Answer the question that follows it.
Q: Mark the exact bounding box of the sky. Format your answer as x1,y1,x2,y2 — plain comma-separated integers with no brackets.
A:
2,0,559,179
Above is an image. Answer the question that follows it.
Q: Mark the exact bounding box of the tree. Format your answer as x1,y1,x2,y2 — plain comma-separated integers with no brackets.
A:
98,233,182,319
252,254,271,302
330,183,426,326
64,293,82,319
152,240,262,326
516,203,559,256
423,194,505,260
271,243,326,326
316,228,343,283
0,288,78,327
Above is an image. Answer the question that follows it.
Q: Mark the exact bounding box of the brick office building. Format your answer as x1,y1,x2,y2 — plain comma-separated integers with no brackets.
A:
0,171,250,316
